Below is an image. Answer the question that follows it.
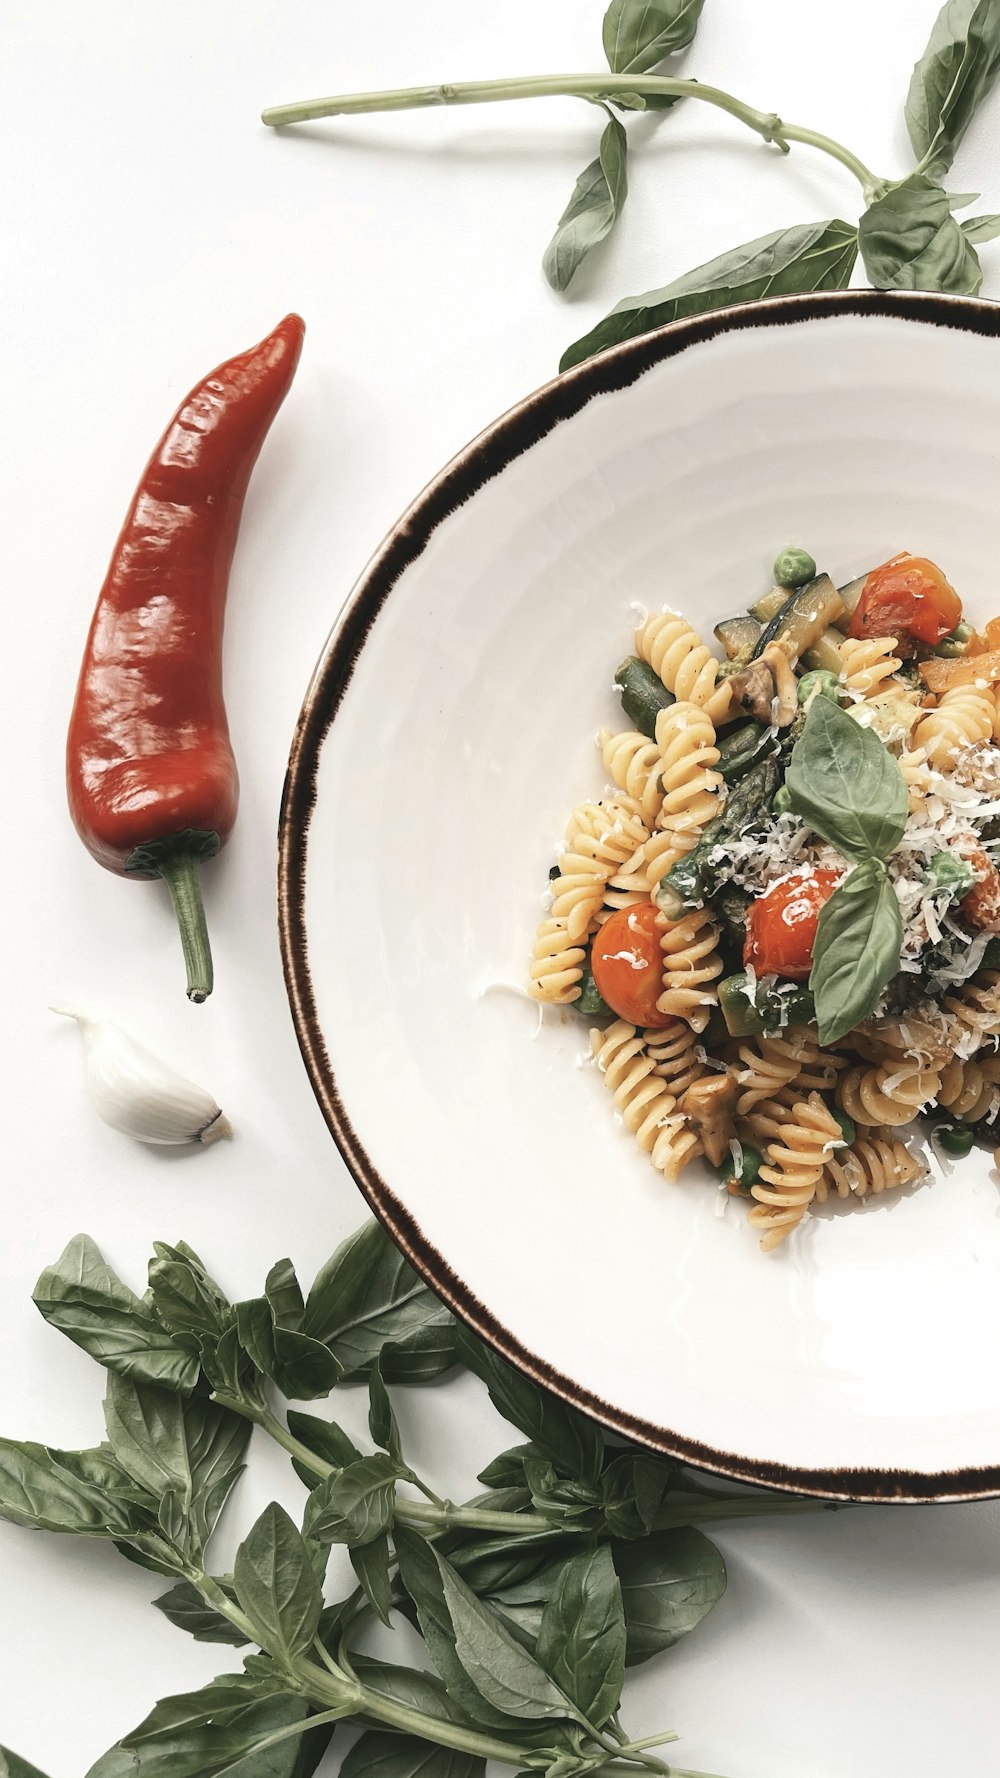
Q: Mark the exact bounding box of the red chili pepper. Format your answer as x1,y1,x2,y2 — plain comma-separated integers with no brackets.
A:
66,315,305,1001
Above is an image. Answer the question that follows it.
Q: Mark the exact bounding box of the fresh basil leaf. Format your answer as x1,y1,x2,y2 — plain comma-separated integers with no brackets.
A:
534,1547,625,1727
350,1530,394,1626
859,173,982,293
285,1409,361,1490
543,111,628,292
0,1752,50,1778
437,1554,583,1725
598,1453,673,1540
303,1453,400,1547
906,0,1000,176
47,1443,159,1511
962,209,1000,241
153,1579,250,1646
368,1361,403,1464
148,1242,231,1350
340,1732,483,1778
235,1297,342,1402
476,1444,542,1490
233,1503,323,1665
265,1260,306,1331
613,1528,726,1665
561,219,858,370
603,0,705,72
446,1527,573,1596
33,1236,199,1394
785,696,908,860
92,1685,326,1778
202,1323,257,1400
0,1438,142,1539
303,1222,458,1383
810,858,904,1045
454,1331,603,1485
350,1656,478,1729
103,1375,247,1551
393,1525,519,1731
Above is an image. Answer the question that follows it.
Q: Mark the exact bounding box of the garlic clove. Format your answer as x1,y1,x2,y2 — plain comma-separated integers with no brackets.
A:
52,1007,231,1146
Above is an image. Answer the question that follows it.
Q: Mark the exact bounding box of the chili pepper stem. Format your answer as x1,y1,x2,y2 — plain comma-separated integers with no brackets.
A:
157,851,215,1003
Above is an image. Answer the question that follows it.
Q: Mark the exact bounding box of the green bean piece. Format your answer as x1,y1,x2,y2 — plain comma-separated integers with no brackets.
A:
718,971,816,1037
615,656,674,739
773,546,817,589
576,963,614,1019
935,1122,976,1157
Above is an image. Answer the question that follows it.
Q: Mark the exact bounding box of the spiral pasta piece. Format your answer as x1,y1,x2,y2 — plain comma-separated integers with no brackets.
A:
652,701,723,872
938,972,1000,1054
646,1018,709,1099
590,1022,702,1180
897,746,935,815
936,1052,1000,1124
600,842,654,914
636,611,732,724
819,1129,925,1201
598,728,664,826
748,1093,843,1251
839,636,902,698
913,684,994,768
735,1033,810,1114
551,797,649,940
657,909,724,1033
528,919,587,1004
837,1060,941,1128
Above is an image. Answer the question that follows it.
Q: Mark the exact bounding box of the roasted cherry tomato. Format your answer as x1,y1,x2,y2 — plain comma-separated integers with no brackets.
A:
848,553,962,653
590,902,671,1028
958,842,1000,935
744,868,841,981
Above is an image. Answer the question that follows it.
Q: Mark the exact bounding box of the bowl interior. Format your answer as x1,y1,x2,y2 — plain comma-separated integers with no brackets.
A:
283,295,1000,1499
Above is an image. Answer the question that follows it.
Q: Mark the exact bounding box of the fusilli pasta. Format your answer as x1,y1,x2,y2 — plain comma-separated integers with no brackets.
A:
748,1093,843,1251
819,1129,925,1200
840,636,902,697
657,910,724,1033
636,610,732,724
913,684,994,767
838,1061,942,1128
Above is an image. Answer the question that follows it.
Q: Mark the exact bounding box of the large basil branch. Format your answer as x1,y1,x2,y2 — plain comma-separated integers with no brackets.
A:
262,0,1000,367
784,698,909,1044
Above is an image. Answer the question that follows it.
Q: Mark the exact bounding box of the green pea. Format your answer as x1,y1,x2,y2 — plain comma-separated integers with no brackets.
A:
935,1122,975,1157
773,546,817,589
773,784,792,814
714,1144,763,1193
797,669,841,708
831,1109,855,1148
925,851,974,896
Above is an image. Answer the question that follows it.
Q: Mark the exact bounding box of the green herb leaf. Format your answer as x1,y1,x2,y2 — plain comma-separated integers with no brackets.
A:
350,1656,478,1729
534,1546,626,1726
454,1332,603,1484
393,1525,521,1731
285,1409,361,1490
613,1528,726,1665
543,111,628,292
235,1296,343,1402
436,1554,584,1725
264,1260,306,1331
597,1453,675,1540
46,1443,159,1511
368,1361,403,1464
103,1376,247,1552
303,1453,401,1548
153,1579,250,1646
148,1242,232,1351
809,858,904,1044
233,1503,323,1665
303,1222,458,1383
446,1525,572,1597
340,1731,483,1778
0,1753,51,1778
784,696,908,860
350,1529,395,1625
906,0,1000,176
603,0,705,73
33,1236,200,1394
962,209,1000,241
89,1677,326,1778
476,1444,542,1490
859,173,982,293
0,1438,145,1539
561,219,858,370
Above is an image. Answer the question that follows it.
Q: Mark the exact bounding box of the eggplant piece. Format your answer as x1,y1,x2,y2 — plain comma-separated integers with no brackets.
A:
750,574,845,665
800,625,848,675
750,586,790,623
714,614,762,659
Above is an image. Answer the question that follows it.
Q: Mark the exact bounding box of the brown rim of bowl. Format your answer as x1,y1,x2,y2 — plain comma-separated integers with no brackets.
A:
278,287,1000,1506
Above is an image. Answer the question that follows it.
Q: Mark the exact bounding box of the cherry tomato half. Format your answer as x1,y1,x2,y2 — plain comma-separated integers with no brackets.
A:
744,868,841,981
848,553,962,652
959,842,1000,935
591,902,671,1028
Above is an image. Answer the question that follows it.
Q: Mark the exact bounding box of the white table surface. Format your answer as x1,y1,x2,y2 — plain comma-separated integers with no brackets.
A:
4,2,1000,1773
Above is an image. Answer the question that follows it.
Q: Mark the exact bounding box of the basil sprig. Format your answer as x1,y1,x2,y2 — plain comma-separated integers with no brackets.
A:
784,698,908,1044
906,0,1000,177
0,1219,831,1778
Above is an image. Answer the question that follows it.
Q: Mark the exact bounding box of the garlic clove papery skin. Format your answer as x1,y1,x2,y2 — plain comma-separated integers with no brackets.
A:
53,1008,231,1145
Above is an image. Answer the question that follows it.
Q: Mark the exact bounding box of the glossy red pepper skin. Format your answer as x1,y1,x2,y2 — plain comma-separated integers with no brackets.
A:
66,314,305,999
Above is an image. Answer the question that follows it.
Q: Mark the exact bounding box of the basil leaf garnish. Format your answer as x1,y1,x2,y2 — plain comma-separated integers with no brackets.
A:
603,0,706,73
784,698,908,861
560,220,858,370
905,0,1000,178
810,860,904,1045
859,173,983,293
543,110,628,291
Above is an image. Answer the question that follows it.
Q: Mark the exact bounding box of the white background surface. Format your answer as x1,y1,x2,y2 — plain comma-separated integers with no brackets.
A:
3,2,1000,1774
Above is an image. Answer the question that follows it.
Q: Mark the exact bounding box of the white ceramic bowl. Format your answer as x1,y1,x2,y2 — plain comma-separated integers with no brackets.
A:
280,290,1000,1503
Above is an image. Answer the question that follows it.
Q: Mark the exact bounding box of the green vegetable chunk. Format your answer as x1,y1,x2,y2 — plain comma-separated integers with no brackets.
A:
926,851,974,896
773,784,792,813
714,1144,762,1194
716,721,772,784
797,668,841,707
773,546,817,588
717,973,816,1037
615,656,674,739
577,964,614,1019
935,1122,976,1157
659,756,780,914
831,1109,856,1148
934,620,975,657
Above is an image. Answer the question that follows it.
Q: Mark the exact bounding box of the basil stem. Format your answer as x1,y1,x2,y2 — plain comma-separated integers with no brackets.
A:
262,73,880,192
